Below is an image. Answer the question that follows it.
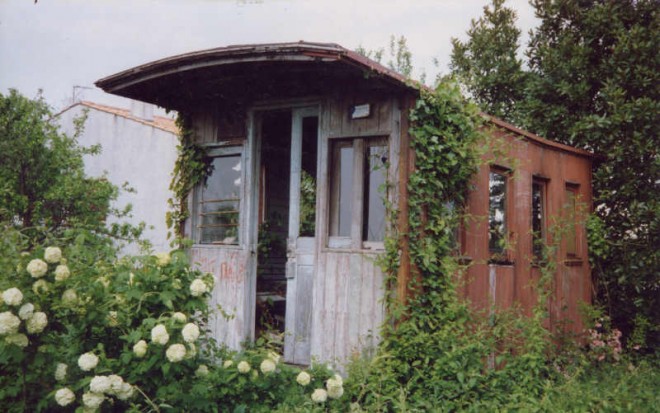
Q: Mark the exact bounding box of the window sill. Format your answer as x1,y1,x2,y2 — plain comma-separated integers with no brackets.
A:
563,258,583,267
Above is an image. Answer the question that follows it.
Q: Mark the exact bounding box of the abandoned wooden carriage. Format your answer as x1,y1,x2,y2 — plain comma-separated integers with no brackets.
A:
96,42,593,366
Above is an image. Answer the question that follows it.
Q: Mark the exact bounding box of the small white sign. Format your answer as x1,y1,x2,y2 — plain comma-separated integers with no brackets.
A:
351,103,371,119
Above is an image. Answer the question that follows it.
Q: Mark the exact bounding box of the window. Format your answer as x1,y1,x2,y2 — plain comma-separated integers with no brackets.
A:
329,138,388,247
488,168,508,257
531,178,547,261
565,183,579,257
197,149,242,245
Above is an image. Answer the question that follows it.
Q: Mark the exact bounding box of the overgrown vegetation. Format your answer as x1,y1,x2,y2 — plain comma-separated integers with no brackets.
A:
450,0,659,349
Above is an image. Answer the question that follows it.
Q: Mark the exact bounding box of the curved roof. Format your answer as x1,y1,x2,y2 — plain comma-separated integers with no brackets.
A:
96,41,593,158
95,41,414,111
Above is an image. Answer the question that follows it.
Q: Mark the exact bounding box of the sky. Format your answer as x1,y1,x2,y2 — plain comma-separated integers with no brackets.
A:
0,0,538,113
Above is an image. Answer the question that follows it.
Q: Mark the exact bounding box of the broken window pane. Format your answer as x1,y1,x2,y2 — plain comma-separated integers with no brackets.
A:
199,155,241,244
488,170,507,255
330,143,354,237
532,180,545,260
363,144,388,241
299,116,318,237
565,186,578,257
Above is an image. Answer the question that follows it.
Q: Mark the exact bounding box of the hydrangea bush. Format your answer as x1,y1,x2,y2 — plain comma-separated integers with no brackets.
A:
0,228,349,412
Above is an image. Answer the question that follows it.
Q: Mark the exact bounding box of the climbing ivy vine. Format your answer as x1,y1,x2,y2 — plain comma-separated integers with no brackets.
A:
354,80,556,411
166,114,213,241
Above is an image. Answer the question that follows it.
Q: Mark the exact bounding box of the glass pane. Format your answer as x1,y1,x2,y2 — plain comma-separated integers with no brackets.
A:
363,145,388,241
330,144,353,237
532,181,544,259
565,188,577,256
488,171,507,254
200,155,241,244
299,116,318,237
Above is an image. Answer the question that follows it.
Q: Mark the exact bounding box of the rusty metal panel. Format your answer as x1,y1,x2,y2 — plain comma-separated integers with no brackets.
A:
462,126,592,335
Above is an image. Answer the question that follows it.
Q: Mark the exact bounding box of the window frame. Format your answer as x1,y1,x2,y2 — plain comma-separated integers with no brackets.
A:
488,166,512,264
531,177,549,263
327,136,389,250
564,182,581,259
193,145,245,247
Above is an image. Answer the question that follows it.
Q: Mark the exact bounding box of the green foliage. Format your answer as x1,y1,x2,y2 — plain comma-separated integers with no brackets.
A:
351,79,556,411
0,90,135,244
450,0,527,122
451,0,659,349
0,227,351,411
524,0,660,349
355,35,417,81
166,113,213,241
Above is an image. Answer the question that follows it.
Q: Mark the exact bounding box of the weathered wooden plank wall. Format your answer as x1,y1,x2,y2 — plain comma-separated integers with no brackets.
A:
190,247,251,350
311,251,386,364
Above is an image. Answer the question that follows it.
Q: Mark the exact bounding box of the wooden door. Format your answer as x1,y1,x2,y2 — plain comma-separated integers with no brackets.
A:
284,107,318,364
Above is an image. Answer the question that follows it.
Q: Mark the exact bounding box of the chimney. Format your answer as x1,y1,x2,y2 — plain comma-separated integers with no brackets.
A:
130,100,154,122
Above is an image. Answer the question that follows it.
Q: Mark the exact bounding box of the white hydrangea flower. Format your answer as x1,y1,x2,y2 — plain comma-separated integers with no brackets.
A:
96,277,110,288
26,311,48,334
54,265,70,281
78,352,99,371
18,303,34,320
107,374,124,395
186,343,197,358
311,388,328,403
44,247,62,263
181,323,200,343
267,350,281,364
82,391,104,409
296,371,311,386
61,289,78,305
237,361,251,373
54,388,75,407
326,377,344,399
106,311,118,327
260,358,276,374
115,382,135,401
2,288,23,306
0,311,21,335
223,360,233,368
154,252,171,267
165,343,186,363
189,279,208,297
133,340,148,357
27,259,48,278
32,279,50,295
5,333,28,347
195,364,209,378
172,312,187,323
150,324,169,345
329,374,343,386
90,375,111,394
55,363,68,382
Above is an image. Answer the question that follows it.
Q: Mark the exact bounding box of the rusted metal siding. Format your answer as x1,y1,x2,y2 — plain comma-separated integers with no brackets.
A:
463,126,593,334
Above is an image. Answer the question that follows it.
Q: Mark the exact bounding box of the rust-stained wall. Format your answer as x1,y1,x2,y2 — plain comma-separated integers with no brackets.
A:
461,125,593,334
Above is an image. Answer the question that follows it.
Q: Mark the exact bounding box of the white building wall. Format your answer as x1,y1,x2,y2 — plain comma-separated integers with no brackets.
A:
58,104,178,255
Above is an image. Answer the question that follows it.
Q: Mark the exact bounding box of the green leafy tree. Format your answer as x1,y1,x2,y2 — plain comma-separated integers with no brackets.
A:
451,0,659,347
450,0,527,122
0,89,141,245
524,0,659,348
